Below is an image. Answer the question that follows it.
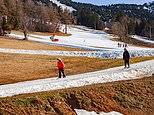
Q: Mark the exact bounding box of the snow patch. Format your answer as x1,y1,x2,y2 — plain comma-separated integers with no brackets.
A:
50,0,76,12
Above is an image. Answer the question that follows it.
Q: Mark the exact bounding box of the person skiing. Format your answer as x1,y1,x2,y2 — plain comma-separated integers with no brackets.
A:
118,43,120,47
57,58,66,78
123,48,130,68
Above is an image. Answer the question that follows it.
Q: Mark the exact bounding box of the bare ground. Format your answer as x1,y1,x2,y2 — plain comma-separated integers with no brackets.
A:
0,76,153,115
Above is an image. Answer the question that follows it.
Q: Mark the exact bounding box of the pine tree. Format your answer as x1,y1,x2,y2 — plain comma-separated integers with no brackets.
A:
128,18,136,35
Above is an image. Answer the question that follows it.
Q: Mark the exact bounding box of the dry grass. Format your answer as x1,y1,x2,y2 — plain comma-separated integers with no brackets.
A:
0,36,86,51
0,52,153,85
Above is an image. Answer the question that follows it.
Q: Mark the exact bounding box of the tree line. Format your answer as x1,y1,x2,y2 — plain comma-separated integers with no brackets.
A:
0,0,73,39
0,0,153,41
58,0,154,39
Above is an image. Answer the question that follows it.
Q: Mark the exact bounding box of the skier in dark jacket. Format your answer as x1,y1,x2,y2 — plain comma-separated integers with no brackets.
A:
57,58,66,78
123,48,130,68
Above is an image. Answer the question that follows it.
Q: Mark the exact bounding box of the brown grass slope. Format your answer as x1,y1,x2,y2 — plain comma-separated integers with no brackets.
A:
0,36,86,51
0,52,154,85
0,76,153,115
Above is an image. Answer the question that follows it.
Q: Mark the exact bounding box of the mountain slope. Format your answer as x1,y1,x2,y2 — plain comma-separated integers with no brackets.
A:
49,0,76,11
40,0,154,38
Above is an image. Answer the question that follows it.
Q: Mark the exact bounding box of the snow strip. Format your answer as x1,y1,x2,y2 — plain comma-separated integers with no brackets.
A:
6,34,117,51
0,48,154,59
0,60,153,98
130,35,154,44
75,109,123,115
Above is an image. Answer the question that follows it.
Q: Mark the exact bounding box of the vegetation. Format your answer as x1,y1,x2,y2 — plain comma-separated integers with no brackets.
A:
58,0,154,39
0,0,73,39
0,0,153,40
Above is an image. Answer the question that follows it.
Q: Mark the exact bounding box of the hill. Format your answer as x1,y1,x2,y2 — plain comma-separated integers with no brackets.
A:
57,0,154,38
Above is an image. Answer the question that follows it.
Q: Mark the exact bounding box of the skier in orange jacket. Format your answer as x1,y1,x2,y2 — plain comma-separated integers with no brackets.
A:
57,58,66,78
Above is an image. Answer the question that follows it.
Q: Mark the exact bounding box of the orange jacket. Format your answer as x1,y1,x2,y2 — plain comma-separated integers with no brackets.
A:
57,61,65,69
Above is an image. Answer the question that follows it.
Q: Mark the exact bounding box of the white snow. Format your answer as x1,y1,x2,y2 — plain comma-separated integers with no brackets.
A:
5,25,154,58
130,35,154,44
0,59,154,98
75,109,123,115
50,0,76,12
7,25,154,51
0,48,154,59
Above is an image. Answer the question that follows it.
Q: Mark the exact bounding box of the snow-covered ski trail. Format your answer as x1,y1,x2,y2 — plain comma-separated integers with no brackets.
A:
0,59,153,98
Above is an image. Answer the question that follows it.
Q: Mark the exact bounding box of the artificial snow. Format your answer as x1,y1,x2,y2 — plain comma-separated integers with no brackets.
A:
0,59,153,98
0,48,154,59
130,35,154,44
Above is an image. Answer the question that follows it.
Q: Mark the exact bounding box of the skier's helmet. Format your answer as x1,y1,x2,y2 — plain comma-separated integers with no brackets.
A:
57,58,61,61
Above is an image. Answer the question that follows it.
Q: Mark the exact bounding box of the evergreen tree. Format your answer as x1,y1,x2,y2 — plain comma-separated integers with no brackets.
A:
128,18,136,35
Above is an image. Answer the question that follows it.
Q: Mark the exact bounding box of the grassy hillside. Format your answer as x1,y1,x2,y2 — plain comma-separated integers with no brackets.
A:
0,76,153,115
0,51,154,85
0,36,84,51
